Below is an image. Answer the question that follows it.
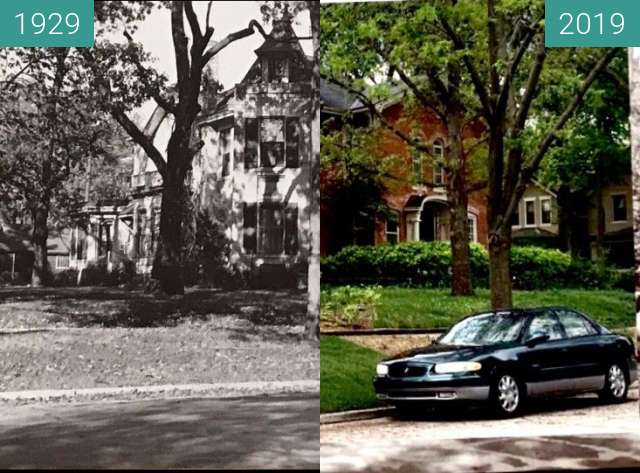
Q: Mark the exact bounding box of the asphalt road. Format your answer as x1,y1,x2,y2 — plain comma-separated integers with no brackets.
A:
0,393,319,469
321,388,640,472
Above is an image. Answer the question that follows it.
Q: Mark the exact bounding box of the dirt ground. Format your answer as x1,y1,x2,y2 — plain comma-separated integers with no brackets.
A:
341,334,440,356
0,287,318,392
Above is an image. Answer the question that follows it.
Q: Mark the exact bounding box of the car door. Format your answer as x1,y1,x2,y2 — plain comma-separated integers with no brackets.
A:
553,308,605,392
519,309,574,396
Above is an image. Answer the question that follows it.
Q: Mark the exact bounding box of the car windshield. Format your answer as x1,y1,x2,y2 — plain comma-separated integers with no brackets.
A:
438,312,525,346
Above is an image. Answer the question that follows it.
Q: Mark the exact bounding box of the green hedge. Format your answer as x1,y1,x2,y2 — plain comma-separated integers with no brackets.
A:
321,242,625,291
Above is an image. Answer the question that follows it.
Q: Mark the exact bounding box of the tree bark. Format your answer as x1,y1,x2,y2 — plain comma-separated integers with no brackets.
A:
152,151,186,295
305,0,321,340
31,205,50,286
488,230,512,310
447,108,472,296
594,154,606,268
628,47,640,358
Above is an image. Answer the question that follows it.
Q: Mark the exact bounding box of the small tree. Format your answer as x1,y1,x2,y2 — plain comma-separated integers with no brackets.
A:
0,49,115,286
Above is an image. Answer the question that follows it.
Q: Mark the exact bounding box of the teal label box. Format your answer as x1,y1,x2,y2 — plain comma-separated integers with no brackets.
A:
546,0,640,47
0,0,94,47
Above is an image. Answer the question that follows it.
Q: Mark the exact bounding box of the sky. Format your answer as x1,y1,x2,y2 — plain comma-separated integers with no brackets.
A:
120,1,312,123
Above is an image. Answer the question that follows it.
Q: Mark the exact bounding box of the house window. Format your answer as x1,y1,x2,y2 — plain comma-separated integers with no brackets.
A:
468,215,478,242
220,128,232,177
260,118,285,168
245,117,300,169
433,139,445,186
386,213,399,244
540,197,552,225
243,202,298,255
612,194,628,222
412,152,423,183
268,58,288,83
56,255,70,269
524,198,536,227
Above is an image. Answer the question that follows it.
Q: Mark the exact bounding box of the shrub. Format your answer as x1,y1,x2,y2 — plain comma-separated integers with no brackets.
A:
322,242,618,290
320,285,381,328
51,269,79,287
78,257,135,286
322,241,488,287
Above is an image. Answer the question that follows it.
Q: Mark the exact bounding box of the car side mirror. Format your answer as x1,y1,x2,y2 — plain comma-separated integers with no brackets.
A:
525,333,550,347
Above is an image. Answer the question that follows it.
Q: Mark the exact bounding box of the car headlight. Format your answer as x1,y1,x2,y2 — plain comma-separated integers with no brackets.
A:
376,364,389,376
433,361,482,374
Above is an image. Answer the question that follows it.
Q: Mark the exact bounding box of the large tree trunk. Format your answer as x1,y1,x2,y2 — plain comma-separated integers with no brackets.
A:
305,0,321,340
628,47,640,358
152,154,186,296
449,187,472,295
31,205,50,287
594,157,606,268
488,230,512,310
447,105,472,296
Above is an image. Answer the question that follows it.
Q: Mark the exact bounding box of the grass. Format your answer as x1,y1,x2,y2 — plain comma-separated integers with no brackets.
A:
375,288,633,330
320,336,384,413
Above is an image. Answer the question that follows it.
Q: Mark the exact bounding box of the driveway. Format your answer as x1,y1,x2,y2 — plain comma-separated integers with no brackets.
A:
321,389,640,472
0,393,319,469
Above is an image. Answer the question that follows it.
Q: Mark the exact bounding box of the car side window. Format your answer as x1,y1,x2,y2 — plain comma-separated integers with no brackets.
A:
555,309,598,338
526,311,564,341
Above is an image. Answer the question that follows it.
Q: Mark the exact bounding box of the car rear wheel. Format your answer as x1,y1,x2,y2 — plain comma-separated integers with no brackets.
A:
599,363,628,403
491,373,523,417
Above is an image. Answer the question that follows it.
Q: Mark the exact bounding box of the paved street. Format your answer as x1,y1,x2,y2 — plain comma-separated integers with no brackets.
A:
322,389,640,472
0,393,319,469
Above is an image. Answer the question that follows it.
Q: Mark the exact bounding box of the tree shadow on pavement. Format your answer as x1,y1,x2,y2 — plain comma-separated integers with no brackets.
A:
0,394,319,469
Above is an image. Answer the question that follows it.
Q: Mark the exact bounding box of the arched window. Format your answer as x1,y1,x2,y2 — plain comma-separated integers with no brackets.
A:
433,139,445,186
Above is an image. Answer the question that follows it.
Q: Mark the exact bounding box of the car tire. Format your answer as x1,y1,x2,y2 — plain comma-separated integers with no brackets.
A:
490,372,524,418
599,363,628,403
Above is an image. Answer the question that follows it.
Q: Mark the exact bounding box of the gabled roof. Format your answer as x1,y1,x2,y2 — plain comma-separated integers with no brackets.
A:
320,78,365,113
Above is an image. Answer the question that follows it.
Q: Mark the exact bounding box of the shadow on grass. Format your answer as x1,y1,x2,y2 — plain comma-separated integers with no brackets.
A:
0,286,307,330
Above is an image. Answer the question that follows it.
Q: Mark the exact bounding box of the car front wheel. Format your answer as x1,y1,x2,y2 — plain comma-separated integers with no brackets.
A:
599,363,628,403
490,373,523,417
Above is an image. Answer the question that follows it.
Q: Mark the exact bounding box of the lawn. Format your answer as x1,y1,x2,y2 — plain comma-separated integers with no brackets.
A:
0,287,319,392
320,336,383,413
375,288,633,330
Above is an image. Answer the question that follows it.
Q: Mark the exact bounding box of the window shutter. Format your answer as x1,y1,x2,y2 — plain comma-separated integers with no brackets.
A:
285,117,300,168
284,204,299,255
243,203,257,254
245,118,259,169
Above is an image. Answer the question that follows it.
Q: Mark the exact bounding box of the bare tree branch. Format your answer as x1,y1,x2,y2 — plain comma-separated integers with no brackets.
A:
203,20,268,63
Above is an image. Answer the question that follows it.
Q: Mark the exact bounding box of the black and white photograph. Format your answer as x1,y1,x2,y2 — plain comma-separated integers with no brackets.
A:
0,1,319,469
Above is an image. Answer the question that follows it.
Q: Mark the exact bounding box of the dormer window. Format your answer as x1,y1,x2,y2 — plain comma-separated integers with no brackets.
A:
267,58,288,83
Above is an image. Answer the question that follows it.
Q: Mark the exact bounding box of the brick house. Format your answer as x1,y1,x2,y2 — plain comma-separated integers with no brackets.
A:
320,81,633,268
321,82,488,256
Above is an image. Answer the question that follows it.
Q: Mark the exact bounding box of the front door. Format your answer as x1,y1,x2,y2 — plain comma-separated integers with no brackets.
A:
419,207,437,241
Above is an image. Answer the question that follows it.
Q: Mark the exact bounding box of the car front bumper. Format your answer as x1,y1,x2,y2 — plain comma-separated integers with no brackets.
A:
373,375,491,402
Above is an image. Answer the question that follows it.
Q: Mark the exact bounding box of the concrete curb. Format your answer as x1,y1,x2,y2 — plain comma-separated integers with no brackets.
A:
0,380,320,405
320,406,394,424
322,328,444,336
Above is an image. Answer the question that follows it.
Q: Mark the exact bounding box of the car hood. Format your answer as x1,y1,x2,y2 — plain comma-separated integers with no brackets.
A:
383,343,493,364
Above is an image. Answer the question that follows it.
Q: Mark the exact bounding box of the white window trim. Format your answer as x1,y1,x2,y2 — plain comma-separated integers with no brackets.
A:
432,139,445,186
468,214,478,243
523,197,537,228
610,192,629,223
386,213,399,244
55,255,70,270
539,196,552,227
